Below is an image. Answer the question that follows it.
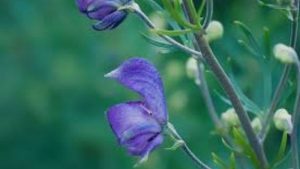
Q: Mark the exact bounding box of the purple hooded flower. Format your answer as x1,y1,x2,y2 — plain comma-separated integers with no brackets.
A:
105,58,168,160
76,0,131,30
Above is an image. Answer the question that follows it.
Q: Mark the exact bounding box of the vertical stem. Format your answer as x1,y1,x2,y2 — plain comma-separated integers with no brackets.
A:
288,12,300,160
182,0,223,132
259,66,291,140
133,4,212,168
167,123,212,169
194,35,269,169
259,0,300,141
292,59,300,169
196,62,222,128
182,0,269,168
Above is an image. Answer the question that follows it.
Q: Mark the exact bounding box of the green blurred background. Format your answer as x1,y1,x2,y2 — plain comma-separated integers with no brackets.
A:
0,0,297,169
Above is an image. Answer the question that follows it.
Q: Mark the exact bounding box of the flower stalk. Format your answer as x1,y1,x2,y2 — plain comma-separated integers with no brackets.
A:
182,0,269,168
292,59,300,169
259,0,300,141
130,3,204,60
167,123,212,169
195,34,269,169
181,0,224,134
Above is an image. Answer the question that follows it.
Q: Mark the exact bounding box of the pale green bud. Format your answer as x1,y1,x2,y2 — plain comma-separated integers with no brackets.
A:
251,117,262,133
185,57,201,85
205,20,224,42
273,43,297,64
273,108,293,134
221,108,240,127
149,12,166,29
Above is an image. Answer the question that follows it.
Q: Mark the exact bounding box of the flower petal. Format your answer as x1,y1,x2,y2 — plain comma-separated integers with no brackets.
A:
76,0,94,12
105,58,168,124
106,101,161,144
92,11,127,30
125,133,163,157
87,4,117,20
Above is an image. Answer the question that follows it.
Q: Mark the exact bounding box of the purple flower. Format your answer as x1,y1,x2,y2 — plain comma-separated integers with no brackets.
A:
76,0,131,30
105,58,168,160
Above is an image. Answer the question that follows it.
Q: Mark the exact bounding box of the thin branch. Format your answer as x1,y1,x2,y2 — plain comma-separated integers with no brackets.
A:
259,0,299,141
167,123,212,169
182,0,269,168
203,0,213,29
195,35,269,169
182,0,222,131
196,62,223,128
292,59,300,169
131,3,204,60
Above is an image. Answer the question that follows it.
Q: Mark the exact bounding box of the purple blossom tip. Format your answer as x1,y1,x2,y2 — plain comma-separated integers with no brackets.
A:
106,58,168,160
104,68,120,78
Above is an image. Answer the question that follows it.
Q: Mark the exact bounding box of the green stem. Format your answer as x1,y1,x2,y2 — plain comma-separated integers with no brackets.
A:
194,35,269,169
182,0,225,135
203,0,213,29
292,59,300,169
182,0,269,168
196,62,223,129
285,2,299,168
167,123,212,169
186,0,200,24
259,0,299,141
131,3,203,60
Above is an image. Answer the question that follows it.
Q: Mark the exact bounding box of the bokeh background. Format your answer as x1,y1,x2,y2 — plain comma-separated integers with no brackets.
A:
0,0,298,169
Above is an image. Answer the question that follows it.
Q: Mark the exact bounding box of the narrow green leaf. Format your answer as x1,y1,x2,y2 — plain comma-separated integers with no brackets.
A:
214,90,261,115
150,28,193,36
186,0,201,24
263,27,271,59
161,0,199,29
197,0,207,18
221,138,241,153
140,33,176,49
229,153,236,169
229,74,263,115
272,132,288,167
256,0,293,21
273,149,292,169
237,39,261,58
212,153,228,169
143,0,189,43
234,21,265,60
232,128,260,168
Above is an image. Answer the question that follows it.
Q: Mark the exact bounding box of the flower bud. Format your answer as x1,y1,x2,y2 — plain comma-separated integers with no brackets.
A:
149,12,166,29
273,108,293,134
185,57,201,85
221,108,240,127
186,57,197,78
76,0,132,31
273,43,298,64
251,117,262,133
205,20,224,42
